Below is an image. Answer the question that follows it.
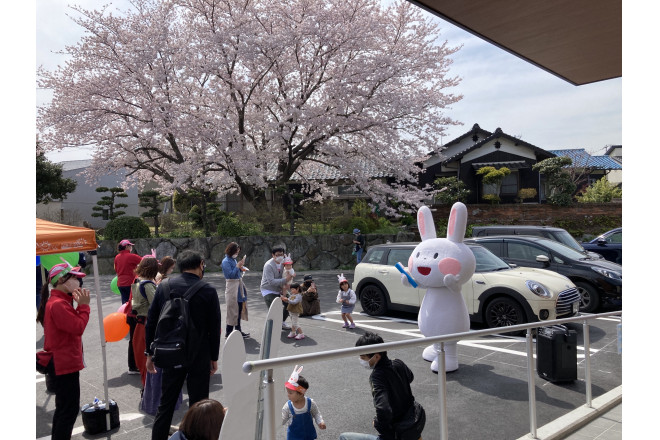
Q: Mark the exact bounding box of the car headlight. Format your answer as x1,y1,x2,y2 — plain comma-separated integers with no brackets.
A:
591,266,622,280
526,280,551,298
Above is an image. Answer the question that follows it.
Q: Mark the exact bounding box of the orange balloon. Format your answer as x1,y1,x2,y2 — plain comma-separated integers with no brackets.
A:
103,312,130,342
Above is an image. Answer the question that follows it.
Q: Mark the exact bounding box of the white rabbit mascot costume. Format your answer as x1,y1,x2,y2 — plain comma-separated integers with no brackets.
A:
401,202,476,373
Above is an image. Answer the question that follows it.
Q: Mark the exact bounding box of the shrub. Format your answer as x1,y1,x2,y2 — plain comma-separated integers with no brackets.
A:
482,194,500,204
349,217,369,234
576,177,622,203
517,188,537,203
433,177,471,204
217,213,260,236
104,216,151,241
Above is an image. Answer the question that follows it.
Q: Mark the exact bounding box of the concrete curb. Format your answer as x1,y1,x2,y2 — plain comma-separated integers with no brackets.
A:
516,385,622,440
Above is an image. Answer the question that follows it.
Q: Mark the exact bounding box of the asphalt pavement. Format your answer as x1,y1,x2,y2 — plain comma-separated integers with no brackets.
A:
35,270,622,440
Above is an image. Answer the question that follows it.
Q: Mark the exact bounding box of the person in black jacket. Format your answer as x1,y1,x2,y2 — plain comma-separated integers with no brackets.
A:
339,332,424,440
144,251,222,440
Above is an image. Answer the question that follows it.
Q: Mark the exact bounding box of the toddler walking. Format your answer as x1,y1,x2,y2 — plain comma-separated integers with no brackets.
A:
283,283,305,340
282,365,326,440
336,274,356,329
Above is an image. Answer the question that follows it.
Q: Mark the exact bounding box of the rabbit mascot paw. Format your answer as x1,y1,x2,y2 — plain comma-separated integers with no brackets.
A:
401,202,475,373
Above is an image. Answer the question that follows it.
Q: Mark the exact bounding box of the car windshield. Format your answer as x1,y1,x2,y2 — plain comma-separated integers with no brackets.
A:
535,238,590,260
470,246,511,272
552,230,587,252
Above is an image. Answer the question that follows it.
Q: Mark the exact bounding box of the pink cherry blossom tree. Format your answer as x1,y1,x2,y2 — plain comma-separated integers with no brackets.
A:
38,0,462,229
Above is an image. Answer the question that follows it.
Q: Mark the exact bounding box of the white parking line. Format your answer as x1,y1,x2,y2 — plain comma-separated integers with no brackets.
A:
312,314,603,358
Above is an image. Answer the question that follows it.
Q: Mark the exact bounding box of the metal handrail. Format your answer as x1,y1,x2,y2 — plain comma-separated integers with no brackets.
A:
243,311,621,439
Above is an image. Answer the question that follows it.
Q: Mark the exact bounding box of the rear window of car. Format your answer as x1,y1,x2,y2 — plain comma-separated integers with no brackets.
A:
364,249,386,264
386,249,413,266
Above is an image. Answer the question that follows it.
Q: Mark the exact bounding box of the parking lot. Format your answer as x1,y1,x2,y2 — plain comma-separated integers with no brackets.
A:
35,271,622,440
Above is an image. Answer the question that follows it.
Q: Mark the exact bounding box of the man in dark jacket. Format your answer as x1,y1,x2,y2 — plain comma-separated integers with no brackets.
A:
340,332,424,440
145,250,221,440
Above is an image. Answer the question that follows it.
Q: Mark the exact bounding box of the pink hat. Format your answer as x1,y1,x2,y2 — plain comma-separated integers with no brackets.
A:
120,239,134,246
283,253,293,265
337,273,348,284
142,249,157,260
285,365,305,393
49,262,86,286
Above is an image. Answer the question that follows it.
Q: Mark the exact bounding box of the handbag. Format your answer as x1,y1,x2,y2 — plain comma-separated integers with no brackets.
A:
36,350,54,375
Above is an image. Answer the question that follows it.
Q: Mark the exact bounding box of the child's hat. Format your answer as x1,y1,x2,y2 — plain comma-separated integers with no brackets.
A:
142,248,157,260
285,365,305,392
283,253,293,264
337,273,348,284
49,262,86,286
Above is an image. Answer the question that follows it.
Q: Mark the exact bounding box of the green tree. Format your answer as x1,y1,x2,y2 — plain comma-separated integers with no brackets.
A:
576,177,622,203
104,216,151,240
173,187,222,237
433,176,470,204
476,166,510,202
36,153,77,203
91,187,128,220
138,190,170,237
533,157,576,206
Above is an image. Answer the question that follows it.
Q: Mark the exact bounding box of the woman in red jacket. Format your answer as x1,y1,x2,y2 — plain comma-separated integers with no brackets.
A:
36,263,90,440
114,239,142,374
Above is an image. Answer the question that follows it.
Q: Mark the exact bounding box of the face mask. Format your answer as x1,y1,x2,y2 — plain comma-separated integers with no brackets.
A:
232,254,239,259
304,281,311,287
201,263,206,277
360,356,375,370
274,256,284,264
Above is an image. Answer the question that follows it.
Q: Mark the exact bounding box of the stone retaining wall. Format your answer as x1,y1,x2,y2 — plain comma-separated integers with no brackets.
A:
93,231,417,275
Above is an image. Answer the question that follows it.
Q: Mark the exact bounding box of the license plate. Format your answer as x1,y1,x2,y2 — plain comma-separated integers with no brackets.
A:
573,302,580,313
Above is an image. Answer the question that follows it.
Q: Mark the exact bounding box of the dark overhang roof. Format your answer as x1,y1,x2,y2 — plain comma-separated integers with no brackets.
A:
407,0,621,86
472,160,527,170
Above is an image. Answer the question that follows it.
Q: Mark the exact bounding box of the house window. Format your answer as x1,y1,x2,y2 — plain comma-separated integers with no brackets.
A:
337,186,363,196
500,172,518,195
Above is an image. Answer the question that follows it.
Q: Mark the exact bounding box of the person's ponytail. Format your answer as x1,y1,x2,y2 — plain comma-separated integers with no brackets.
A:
36,283,50,326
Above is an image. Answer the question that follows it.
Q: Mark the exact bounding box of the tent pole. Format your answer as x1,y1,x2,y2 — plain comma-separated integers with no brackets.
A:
90,251,111,430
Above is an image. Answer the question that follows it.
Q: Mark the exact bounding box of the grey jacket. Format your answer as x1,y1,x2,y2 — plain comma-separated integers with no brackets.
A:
260,258,286,295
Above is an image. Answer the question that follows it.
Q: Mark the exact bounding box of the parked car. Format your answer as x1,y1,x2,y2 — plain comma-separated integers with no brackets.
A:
466,235,622,313
353,243,580,330
471,225,604,260
582,228,622,264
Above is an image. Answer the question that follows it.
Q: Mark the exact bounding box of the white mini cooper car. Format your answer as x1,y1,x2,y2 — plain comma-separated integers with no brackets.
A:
353,243,580,329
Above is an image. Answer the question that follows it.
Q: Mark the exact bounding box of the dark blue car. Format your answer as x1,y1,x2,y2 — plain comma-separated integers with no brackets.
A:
582,228,622,264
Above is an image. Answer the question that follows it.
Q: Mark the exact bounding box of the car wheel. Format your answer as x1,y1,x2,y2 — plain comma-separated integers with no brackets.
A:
359,284,388,316
576,282,600,313
485,297,526,330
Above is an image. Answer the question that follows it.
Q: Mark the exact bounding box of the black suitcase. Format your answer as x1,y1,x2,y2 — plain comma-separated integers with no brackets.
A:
81,399,120,434
536,325,577,382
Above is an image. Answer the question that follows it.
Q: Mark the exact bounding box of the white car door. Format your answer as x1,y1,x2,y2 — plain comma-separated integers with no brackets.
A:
384,248,425,307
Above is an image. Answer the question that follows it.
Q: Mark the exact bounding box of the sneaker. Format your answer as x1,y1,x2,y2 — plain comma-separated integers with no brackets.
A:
287,332,296,338
349,323,356,329
342,322,349,328
295,333,305,340
241,331,250,338
282,322,291,330
128,369,140,375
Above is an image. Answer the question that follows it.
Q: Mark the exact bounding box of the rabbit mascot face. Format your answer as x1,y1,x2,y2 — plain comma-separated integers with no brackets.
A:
405,202,475,372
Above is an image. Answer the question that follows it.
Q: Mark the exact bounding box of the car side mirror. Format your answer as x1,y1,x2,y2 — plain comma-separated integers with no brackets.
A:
508,263,518,268
536,255,550,266
597,238,607,246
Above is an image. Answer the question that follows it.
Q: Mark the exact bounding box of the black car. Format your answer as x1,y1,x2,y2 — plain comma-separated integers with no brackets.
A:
582,228,622,264
466,235,622,313
472,225,604,260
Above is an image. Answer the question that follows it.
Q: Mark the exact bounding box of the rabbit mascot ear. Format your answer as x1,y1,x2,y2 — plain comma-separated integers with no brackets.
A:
446,202,468,244
417,206,437,241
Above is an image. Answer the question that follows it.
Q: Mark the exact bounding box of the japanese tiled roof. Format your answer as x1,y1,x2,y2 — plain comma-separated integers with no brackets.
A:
266,158,393,183
442,126,553,164
548,149,622,170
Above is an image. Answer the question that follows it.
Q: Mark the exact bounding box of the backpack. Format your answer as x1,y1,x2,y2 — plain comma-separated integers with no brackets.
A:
150,279,207,369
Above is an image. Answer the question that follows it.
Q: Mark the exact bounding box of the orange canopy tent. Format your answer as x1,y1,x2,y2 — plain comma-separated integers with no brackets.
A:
36,218,113,429
36,218,98,255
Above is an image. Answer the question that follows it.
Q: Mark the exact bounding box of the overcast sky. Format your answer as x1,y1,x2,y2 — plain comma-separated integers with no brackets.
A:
34,0,622,163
